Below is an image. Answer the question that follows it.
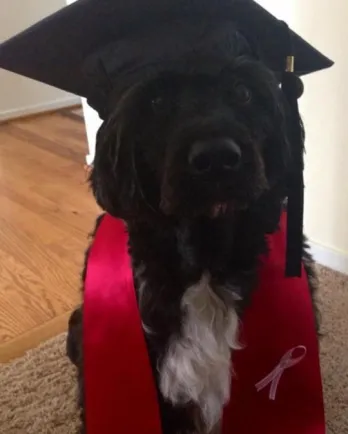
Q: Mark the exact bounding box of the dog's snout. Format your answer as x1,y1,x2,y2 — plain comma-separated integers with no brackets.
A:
188,138,241,174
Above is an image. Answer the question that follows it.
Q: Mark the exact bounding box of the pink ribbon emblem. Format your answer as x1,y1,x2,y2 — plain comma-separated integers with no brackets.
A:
255,345,307,400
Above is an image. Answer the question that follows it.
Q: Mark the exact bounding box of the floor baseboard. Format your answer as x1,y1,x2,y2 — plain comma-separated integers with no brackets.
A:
309,241,348,275
0,311,72,363
0,96,81,122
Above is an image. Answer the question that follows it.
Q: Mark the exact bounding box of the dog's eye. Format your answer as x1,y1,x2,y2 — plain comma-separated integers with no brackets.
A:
151,96,164,110
234,83,252,105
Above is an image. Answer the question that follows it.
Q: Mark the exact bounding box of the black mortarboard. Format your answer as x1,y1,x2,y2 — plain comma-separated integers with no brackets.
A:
0,0,333,277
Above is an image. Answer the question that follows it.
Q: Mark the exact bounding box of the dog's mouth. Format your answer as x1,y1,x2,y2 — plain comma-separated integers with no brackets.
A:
209,202,230,219
160,197,238,219
159,185,250,219
208,201,248,219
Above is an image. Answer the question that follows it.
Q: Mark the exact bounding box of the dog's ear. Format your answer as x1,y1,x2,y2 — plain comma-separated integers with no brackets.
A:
89,118,137,219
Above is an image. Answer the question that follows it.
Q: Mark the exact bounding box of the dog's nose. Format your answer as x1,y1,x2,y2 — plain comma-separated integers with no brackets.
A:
188,138,241,174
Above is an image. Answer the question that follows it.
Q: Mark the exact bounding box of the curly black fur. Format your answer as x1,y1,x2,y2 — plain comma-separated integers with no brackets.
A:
67,57,319,434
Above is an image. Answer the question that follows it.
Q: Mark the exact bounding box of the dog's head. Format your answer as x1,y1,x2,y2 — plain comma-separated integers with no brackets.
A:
91,57,290,223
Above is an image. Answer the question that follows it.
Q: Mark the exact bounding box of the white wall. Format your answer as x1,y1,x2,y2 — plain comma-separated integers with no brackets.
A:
65,0,102,165
256,0,293,21
290,1,348,272
256,1,348,273
0,0,79,121
258,1,348,272
80,99,102,165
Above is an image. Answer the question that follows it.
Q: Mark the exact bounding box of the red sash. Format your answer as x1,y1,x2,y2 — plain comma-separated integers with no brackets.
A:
84,213,326,434
83,215,161,434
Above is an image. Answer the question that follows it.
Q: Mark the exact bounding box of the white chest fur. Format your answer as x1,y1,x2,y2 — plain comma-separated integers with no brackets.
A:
159,273,240,432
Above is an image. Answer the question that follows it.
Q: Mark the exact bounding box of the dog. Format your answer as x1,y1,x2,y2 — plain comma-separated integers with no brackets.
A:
67,56,319,434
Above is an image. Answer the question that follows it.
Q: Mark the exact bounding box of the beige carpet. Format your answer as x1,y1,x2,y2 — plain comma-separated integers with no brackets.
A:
0,266,347,433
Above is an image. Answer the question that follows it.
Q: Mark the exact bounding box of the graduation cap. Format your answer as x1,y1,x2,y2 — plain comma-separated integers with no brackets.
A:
0,0,333,277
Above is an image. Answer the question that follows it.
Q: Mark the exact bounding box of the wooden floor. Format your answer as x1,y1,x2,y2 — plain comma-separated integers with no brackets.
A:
0,107,98,362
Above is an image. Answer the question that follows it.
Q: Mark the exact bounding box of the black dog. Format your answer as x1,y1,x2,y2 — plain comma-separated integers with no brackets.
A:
67,57,318,434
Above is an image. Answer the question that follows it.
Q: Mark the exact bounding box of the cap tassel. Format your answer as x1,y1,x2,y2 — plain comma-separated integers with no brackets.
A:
281,25,305,278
